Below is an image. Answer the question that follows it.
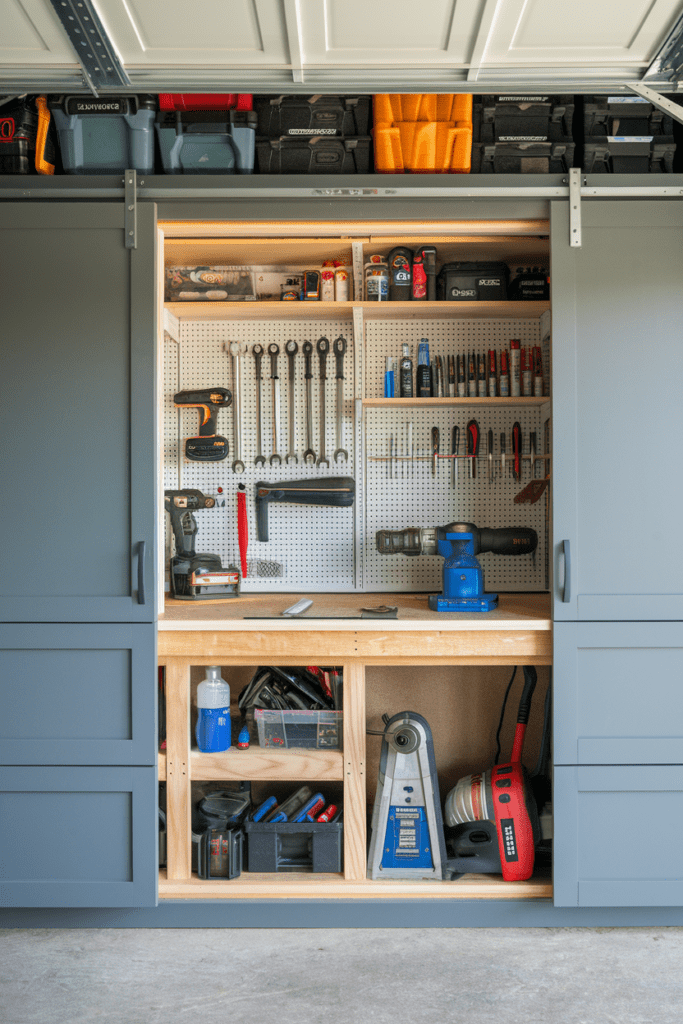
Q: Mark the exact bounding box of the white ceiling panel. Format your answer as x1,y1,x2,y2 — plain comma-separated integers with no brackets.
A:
93,0,290,65
481,0,683,66
298,0,484,65
0,0,78,64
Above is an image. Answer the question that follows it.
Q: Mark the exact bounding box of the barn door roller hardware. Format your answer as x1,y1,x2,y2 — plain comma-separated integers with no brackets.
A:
47,0,130,94
124,169,137,250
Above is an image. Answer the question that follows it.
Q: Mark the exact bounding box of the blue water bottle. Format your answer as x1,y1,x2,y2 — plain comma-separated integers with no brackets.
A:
196,666,231,752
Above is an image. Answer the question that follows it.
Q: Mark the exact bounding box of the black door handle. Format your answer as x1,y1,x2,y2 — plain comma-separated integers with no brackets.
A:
137,540,146,605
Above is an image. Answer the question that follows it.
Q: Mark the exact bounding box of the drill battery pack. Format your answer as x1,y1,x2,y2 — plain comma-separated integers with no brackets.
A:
170,554,241,600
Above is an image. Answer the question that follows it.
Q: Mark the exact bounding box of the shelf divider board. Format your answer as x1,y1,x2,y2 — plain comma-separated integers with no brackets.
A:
165,659,192,880
189,748,344,782
343,661,367,881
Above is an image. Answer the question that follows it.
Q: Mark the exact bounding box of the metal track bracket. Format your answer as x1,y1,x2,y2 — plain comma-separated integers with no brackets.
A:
47,0,131,93
630,82,683,126
124,169,137,249
569,168,582,248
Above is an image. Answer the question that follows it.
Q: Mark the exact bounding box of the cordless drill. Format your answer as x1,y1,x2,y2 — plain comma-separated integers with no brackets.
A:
174,388,231,462
165,489,240,600
376,521,537,612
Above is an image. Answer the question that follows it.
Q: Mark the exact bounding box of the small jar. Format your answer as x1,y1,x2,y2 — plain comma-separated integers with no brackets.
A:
364,256,389,302
335,266,350,302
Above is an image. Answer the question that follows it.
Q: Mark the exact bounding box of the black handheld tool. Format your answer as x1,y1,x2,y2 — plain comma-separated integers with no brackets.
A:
174,387,232,462
467,418,479,479
164,489,240,600
255,476,355,542
376,522,538,559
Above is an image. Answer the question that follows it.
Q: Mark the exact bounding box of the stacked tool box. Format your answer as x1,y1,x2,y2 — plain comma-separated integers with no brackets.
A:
582,95,676,173
373,94,473,173
471,95,575,174
254,95,372,174
155,94,257,174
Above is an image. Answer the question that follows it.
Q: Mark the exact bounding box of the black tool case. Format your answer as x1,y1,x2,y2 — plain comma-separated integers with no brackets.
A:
582,136,676,173
584,96,674,137
254,94,371,136
477,94,575,142
245,819,343,872
471,138,575,174
256,135,372,174
436,261,509,301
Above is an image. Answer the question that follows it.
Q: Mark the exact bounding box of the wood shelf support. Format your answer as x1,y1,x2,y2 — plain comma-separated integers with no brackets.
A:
343,661,367,881
164,658,192,880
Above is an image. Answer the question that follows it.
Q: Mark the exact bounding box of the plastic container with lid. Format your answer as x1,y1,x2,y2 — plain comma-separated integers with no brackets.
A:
196,666,231,752
48,95,156,174
155,109,257,174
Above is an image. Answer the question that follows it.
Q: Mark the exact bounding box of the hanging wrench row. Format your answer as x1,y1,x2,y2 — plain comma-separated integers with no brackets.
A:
225,335,349,470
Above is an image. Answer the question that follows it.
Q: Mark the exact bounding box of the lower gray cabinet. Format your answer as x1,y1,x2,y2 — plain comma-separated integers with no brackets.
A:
0,766,157,907
0,624,156,766
554,766,683,908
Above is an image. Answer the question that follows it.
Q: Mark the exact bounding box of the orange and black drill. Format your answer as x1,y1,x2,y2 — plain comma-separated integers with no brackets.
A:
174,387,232,462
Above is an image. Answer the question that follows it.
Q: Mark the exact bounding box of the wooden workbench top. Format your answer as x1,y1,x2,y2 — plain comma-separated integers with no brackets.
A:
159,591,551,632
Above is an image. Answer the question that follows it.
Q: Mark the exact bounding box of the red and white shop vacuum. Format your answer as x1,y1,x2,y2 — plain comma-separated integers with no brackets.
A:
443,666,541,882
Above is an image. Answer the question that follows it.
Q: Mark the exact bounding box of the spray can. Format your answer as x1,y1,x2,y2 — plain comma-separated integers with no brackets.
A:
500,349,510,397
400,343,414,397
477,354,487,397
335,266,350,302
457,354,466,397
417,339,431,396
321,264,335,301
510,339,521,397
365,256,389,301
488,350,497,397
521,346,533,396
533,346,544,397
196,666,231,753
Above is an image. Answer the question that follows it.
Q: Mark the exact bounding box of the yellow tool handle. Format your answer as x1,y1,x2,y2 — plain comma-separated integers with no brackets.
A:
34,97,54,175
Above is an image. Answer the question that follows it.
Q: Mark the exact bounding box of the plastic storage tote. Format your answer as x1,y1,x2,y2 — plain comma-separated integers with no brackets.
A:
255,709,343,749
245,819,343,872
373,93,472,174
254,94,371,136
477,94,575,142
582,136,675,173
48,95,156,174
256,135,371,174
156,110,257,174
584,96,674,137
0,96,55,174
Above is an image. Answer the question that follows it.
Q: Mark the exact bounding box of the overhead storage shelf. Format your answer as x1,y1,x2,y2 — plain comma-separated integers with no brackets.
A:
166,300,550,320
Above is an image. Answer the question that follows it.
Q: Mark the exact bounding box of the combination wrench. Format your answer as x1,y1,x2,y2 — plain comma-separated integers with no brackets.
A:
333,335,348,463
285,339,298,464
268,342,282,466
252,343,266,467
302,341,315,464
223,340,247,473
316,336,330,468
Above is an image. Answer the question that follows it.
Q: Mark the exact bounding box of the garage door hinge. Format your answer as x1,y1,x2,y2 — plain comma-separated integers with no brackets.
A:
124,169,137,249
568,167,583,248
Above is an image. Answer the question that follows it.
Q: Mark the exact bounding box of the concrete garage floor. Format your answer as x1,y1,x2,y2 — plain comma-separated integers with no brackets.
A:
1,928,682,1024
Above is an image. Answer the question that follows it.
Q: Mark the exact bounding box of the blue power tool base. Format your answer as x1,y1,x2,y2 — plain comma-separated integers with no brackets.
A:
428,592,499,612
381,807,435,870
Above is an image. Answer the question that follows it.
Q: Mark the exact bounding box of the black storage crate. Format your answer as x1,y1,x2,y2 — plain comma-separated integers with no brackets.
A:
584,96,674,137
245,820,343,873
471,139,575,174
254,94,371,137
583,136,675,174
256,135,371,174
0,96,55,174
477,94,574,142
437,261,509,302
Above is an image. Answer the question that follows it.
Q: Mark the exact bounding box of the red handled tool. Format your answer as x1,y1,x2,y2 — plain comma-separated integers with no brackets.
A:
512,421,522,480
467,419,479,479
237,483,248,578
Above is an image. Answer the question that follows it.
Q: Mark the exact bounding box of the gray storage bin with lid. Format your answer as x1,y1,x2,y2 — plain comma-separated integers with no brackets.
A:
155,110,257,174
48,95,156,174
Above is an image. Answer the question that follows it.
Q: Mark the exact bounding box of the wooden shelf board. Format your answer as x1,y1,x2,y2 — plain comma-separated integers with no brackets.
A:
158,869,552,901
165,300,549,321
364,396,548,408
159,747,343,782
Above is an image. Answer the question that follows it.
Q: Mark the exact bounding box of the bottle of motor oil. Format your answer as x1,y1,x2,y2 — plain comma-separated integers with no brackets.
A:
387,246,413,301
196,666,231,752
400,343,414,397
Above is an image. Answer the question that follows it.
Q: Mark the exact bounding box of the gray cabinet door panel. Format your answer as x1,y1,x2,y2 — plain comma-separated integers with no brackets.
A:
550,201,683,621
554,622,683,765
0,624,156,766
0,767,157,907
554,766,683,907
0,203,157,623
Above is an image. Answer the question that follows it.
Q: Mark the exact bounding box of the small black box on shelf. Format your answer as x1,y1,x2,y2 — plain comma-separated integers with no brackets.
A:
436,261,509,301
245,820,343,873
254,95,371,137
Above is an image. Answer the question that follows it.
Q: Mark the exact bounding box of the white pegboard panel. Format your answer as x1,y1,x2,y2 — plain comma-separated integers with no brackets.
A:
364,317,544,399
362,316,548,593
164,318,357,592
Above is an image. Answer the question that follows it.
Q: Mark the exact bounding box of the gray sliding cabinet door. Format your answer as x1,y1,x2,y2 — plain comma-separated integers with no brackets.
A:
550,201,683,621
0,203,157,623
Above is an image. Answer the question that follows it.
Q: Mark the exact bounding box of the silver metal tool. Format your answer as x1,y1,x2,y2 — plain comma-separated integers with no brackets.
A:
224,340,247,474
500,431,506,480
285,339,298,464
268,343,281,466
333,335,348,463
253,344,266,467
282,598,313,617
302,341,315,464
317,336,330,468
432,426,439,477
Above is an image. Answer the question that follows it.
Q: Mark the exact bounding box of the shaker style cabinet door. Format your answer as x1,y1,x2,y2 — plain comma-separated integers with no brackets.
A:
0,203,157,623
550,201,683,621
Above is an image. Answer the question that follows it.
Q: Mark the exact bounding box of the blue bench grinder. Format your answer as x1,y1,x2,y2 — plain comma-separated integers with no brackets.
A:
376,521,538,611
